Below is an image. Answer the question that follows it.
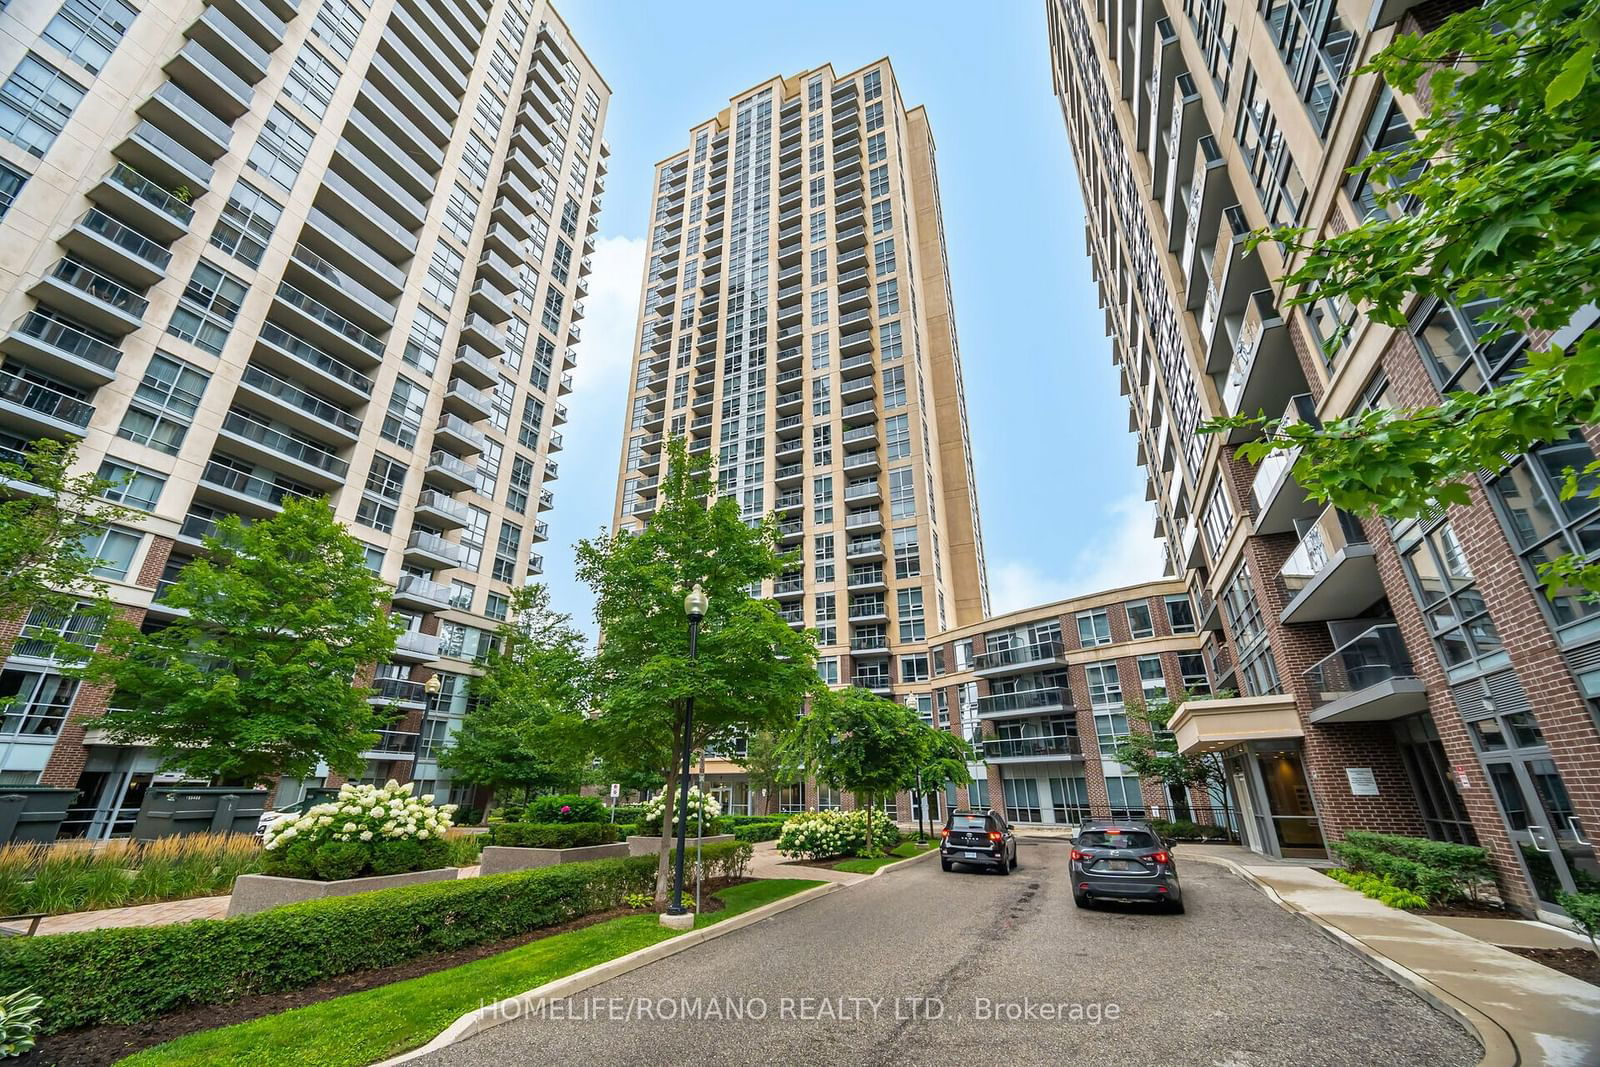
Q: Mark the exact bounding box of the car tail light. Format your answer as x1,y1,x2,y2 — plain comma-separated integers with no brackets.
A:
1148,851,1170,865
987,831,1002,843
1070,848,1088,862
941,828,949,838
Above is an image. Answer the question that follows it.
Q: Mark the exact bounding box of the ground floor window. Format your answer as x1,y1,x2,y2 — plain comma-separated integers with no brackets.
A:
1105,775,1145,819
1392,713,1476,844
1003,776,1041,822
1050,775,1090,823
967,779,989,810
778,783,805,813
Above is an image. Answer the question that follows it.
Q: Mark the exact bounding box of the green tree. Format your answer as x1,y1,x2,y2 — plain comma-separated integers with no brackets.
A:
1204,0,1600,596
739,727,800,816
80,497,398,782
1112,691,1231,820
909,727,976,839
0,438,134,663
782,687,930,855
576,438,819,901
437,585,589,807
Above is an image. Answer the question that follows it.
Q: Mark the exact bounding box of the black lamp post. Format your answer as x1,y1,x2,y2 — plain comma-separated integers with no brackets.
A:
666,582,708,918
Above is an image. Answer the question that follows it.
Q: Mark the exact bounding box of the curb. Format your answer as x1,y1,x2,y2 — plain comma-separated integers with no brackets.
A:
1185,853,1517,1067
373,880,841,1066
858,843,941,879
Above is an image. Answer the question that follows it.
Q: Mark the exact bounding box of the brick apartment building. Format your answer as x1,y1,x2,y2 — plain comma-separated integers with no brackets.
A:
1048,0,1599,918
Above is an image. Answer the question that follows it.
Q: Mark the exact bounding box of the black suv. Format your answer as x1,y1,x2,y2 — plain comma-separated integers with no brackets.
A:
940,809,1018,874
1070,818,1183,912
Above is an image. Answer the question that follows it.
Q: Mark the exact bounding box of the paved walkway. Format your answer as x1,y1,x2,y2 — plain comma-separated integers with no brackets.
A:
1193,855,1600,1066
746,840,869,885
0,893,230,936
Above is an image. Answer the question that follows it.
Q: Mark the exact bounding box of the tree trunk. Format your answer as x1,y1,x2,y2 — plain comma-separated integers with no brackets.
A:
654,715,683,906
864,790,873,855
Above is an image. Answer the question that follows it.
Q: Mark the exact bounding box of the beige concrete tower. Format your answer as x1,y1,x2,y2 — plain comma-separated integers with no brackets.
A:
0,0,608,834
611,61,989,808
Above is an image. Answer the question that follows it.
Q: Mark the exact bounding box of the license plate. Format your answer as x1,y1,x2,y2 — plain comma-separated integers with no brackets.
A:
1101,860,1138,871
964,851,978,859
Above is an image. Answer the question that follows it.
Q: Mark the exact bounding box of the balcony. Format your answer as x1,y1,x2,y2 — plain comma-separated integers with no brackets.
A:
775,463,804,486
368,677,427,709
287,243,397,332
442,378,493,421
2,311,121,386
425,449,476,492
842,450,880,475
140,81,233,160
845,508,883,534
32,258,147,334
0,366,93,437
843,480,880,505
219,411,349,485
847,599,888,623
393,629,442,662
315,170,417,261
840,373,875,399
459,314,506,356
360,728,421,758
532,520,550,542
1279,507,1382,625
415,489,470,529
846,567,886,592
119,120,213,192
61,208,171,287
1250,394,1322,534
187,6,271,82
273,281,386,367
198,459,306,513
90,163,194,241
527,552,544,575
451,345,498,388
434,413,487,455
973,639,1067,677
254,322,373,406
1305,624,1429,724
393,574,452,611
983,735,1083,762
850,630,890,655
853,674,893,695
404,530,463,570
976,688,1069,718
1221,290,1305,434
236,364,361,442
845,538,884,562
836,223,867,250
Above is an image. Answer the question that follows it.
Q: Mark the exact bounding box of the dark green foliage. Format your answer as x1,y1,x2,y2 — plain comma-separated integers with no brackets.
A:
485,822,622,849
369,839,426,877
733,821,786,843
0,856,663,1034
313,841,369,882
526,794,608,824
261,836,448,881
1149,819,1230,842
1331,831,1491,904
1558,891,1600,957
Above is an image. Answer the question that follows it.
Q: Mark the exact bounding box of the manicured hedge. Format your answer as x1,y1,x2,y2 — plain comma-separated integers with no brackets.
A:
733,820,786,843
1331,830,1491,904
0,855,658,1035
485,822,621,849
725,813,794,826
525,794,609,824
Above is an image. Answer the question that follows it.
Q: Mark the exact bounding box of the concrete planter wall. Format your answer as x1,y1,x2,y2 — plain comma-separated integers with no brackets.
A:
227,867,459,917
626,833,735,857
479,842,631,875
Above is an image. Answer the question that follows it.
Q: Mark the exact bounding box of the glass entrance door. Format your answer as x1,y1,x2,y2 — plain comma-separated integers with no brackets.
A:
1489,759,1598,904
1254,748,1326,857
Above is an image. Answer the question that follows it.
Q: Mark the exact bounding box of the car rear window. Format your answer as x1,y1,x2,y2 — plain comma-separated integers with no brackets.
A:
1078,829,1156,850
950,815,989,831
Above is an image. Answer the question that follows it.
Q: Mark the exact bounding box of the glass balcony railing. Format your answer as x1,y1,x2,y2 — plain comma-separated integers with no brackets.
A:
222,411,348,476
239,365,360,435
973,639,1066,672
0,367,93,427
200,461,305,507
1250,393,1318,514
257,322,373,395
80,208,172,270
1281,506,1369,594
105,162,194,225
50,258,148,319
1304,624,1418,708
275,281,385,361
984,735,1082,759
976,688,1069,715
369,677,426,704
14,311,121,371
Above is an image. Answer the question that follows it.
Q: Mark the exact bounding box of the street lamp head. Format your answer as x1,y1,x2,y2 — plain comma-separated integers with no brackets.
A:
684,582,709,620
424,674,442,696
904,693,919,711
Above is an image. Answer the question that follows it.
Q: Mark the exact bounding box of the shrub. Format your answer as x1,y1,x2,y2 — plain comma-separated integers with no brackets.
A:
0,834,262,916
0,855,659,1035
1326,868,1428,910
693,840,754,882
452,806,484,827
486,822,622,849
734,820,786,843
526,794,608,824
1150,818,1229,842
776,809,899,860
261,781,455,881
639,788,722,835
0,988,42,1057
725,813,793,826
1557,891,1600,958
443,830,484,868
1331,831,1491,905
610,804,646,824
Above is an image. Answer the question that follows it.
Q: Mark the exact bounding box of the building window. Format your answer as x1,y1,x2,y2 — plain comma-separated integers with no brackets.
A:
869,164,889,199
79,525,140,579
1258,0,1357,136
443,183,479,245
356,452,406,533
485,593,508,622
311,0,364,60
871,199,893,234
1346,88,1418,222
1412,298,1526,395
897,587,925,641
247,105,314,192
1220,564,1279,694
0,670,77,737
1178,652,1211,694
97,459,163,511
0,54,85,157
1126,601,1155,639
1234,65,1307,227
1164,593,1197,634
209,182,282,269
167,260,247,355
0,161,25,220
381,376,427,449
506,455,533,514
423,239,464,307
1138,655,1167,701
284,42,339,118
889,466,915,519
44,0,136,75
491,520,521,583
893,525,920,579
872,236,896,275
117,352,207,454
1076,608,1112,647
1105,776,1146,818
882,366,906,408
1488,437,1600,638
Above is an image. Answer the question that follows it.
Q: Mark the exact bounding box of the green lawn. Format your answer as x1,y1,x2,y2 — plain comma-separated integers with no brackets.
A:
833,838,939,875
118,879,822,1067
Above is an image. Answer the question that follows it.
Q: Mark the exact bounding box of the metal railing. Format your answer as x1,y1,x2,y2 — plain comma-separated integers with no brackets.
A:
973,639,1066,671
0,367,93,426
14,311,120,370
975,687,1069,714
984,735,1082,759
1304,624,1417,707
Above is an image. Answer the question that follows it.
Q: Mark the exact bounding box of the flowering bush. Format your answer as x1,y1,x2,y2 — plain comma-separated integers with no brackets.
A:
776,809,899,860
638,787,722,834
527,793,607,824
261,780,457,880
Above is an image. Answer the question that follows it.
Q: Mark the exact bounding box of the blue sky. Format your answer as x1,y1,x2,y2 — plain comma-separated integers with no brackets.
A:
541,0,1163,632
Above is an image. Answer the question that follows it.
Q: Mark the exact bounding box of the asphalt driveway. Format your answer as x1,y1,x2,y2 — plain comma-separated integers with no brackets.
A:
417,838,1480,1066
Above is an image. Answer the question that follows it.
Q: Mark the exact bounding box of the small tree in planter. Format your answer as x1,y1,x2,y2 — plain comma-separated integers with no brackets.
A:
1556,892,1600,960
261,781,456,880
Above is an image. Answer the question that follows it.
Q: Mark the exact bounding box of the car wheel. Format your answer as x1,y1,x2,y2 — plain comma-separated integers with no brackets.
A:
1168,897,1186,914
1009,852,1018,870
1073,893,1090,909
998,857,1011,876
940,859,952,872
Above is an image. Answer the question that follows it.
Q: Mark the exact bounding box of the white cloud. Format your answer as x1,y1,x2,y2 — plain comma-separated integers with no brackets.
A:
986,493,1167,615
537,234,647,636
